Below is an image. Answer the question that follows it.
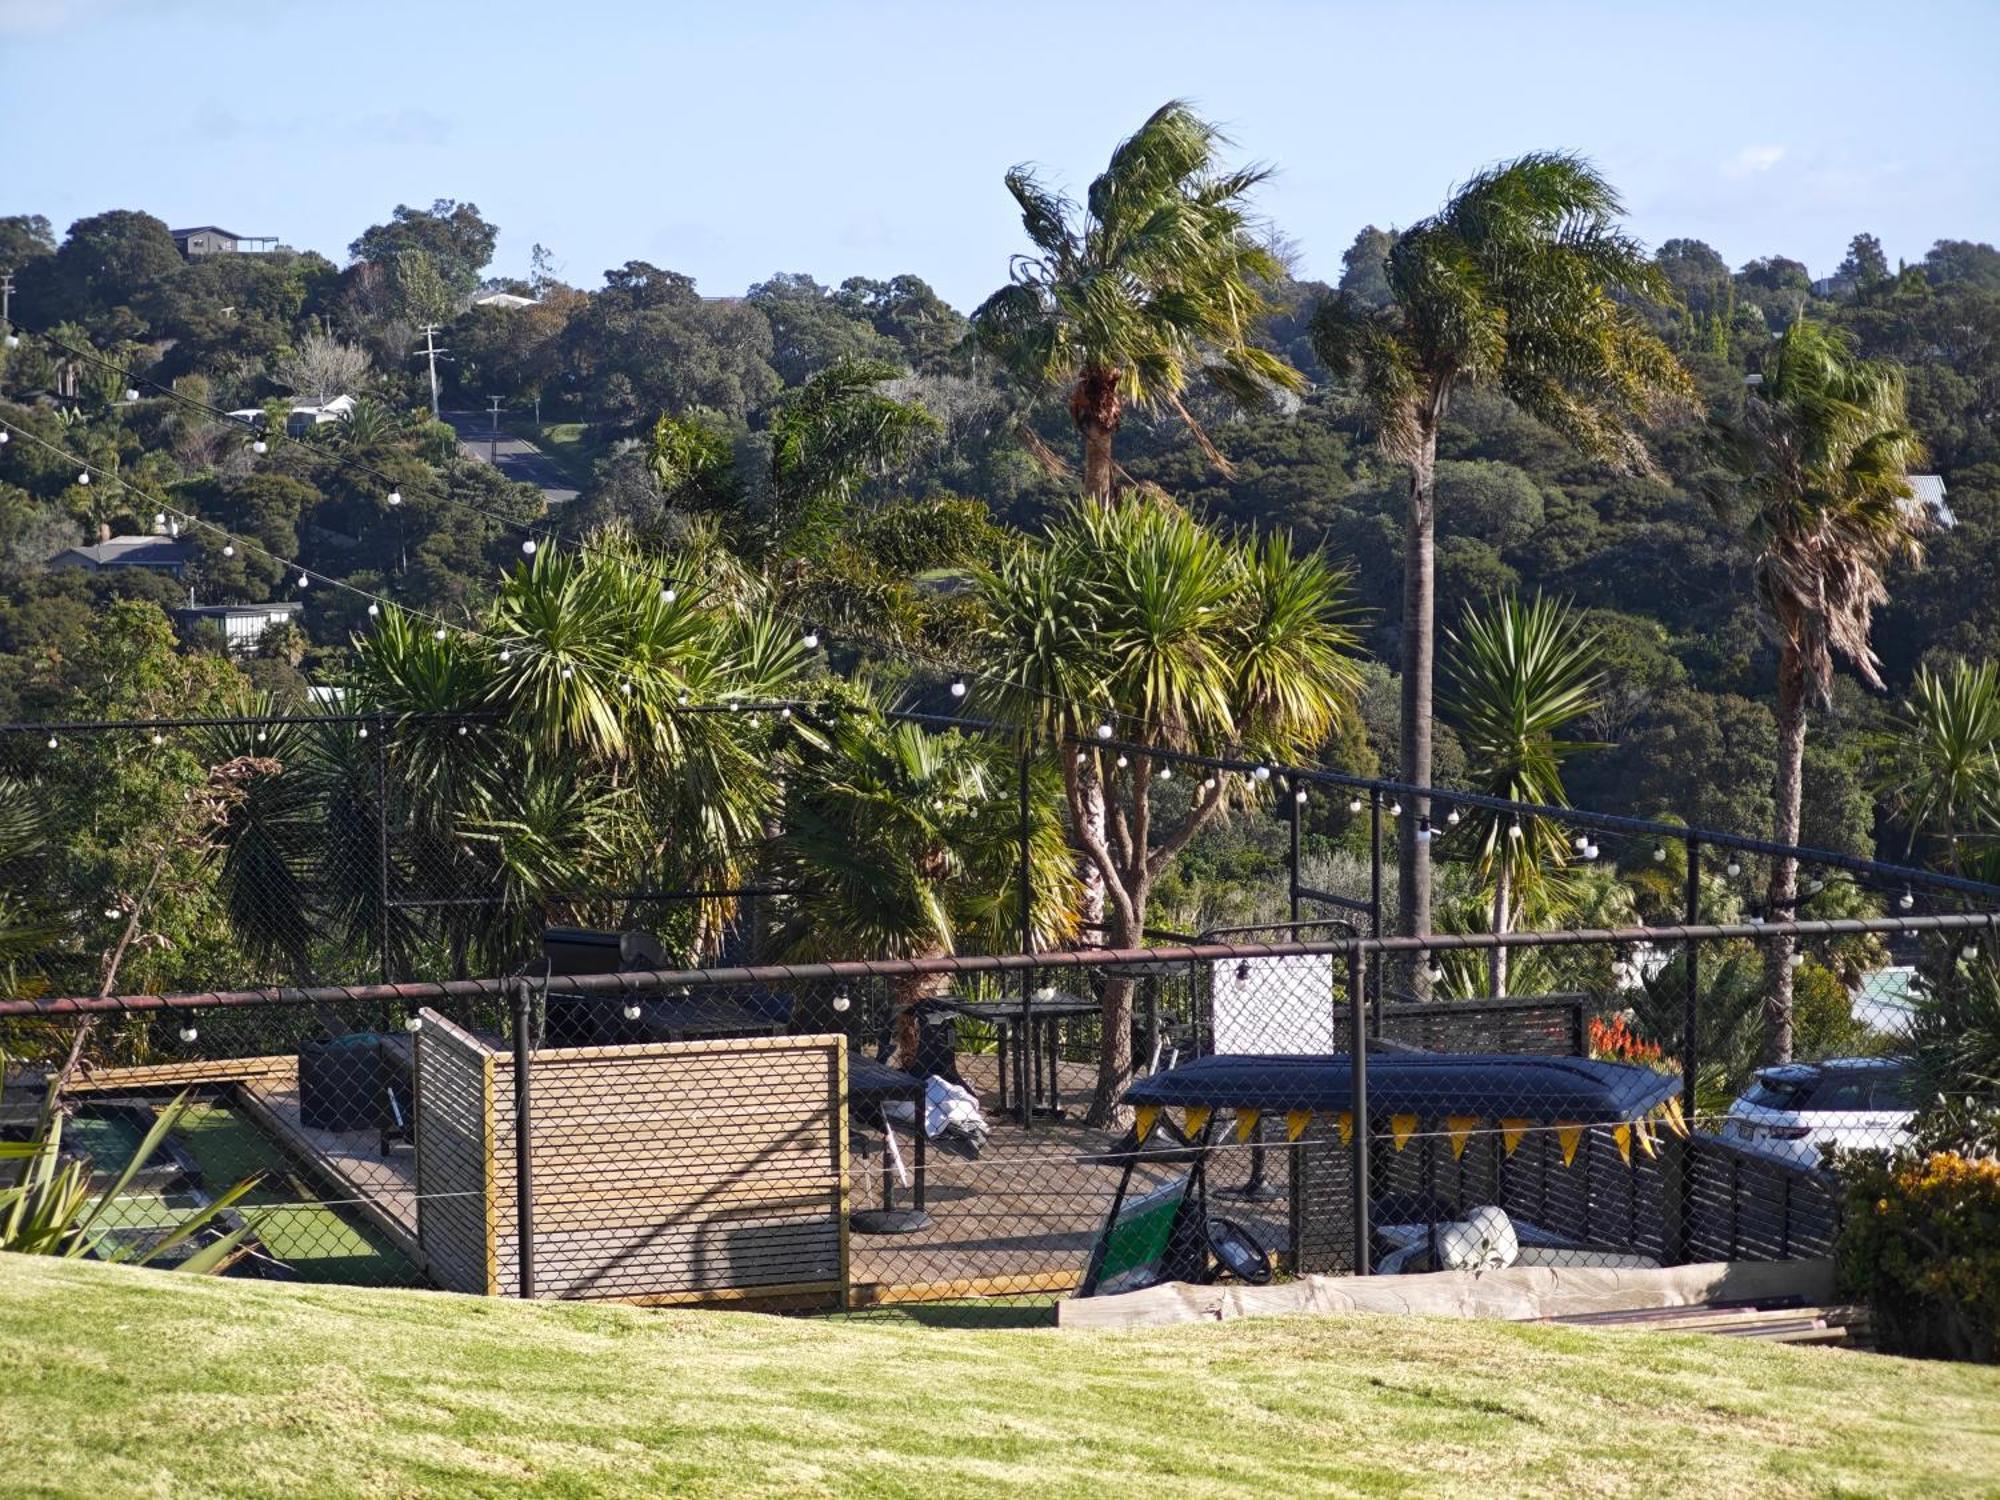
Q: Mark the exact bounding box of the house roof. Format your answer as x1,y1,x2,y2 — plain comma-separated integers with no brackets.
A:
56,535,191,568
472,291,539,309
1904,474,1955,528
169,226,245,239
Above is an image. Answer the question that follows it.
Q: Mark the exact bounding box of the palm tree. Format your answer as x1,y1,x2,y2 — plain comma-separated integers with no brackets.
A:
1441,592,1606,996
1706,317,1926,1063
1875,659,2000,876
976,491,1362,1120
768,699,1079,1067
970,101,1304,501
1309,154,1691,979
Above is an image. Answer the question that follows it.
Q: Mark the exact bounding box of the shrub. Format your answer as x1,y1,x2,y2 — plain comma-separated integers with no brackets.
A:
1838,1139,2000,1362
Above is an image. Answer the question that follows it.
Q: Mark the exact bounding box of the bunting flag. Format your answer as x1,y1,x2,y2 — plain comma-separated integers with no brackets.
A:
1183,1106,1211,1140
1613,1123,1633,1166
1556,1123,1584,1168
1285,1109,1312,1143
1634,1118,1658,1159
1446,1116,1481,1160
1499,1119,1529,1158
1389,1114,1419,1152
1133,1104,1159,1144
1336,1111,1353,1146
1233,1109,1262,1144
1661,1095,1690,1139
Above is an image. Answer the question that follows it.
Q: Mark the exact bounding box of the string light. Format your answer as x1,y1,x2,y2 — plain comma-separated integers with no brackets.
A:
177,1020,198,1044
949,678,966,698
1096,723,1114,741
150,733,164,746
1447,807,1461,826
46,735,57,750
1415,815,1432,843
221,544,234,557
801,626,819,649
366,602,379,617
1347,796,1363,814
1388,801,1401,817
1652,845,1667,863
251,438,267,455
296,572,309,588
76,471,89,486
403,1013,423,1033
1726,859,1741,877
1294,787,1308,805
433,627,447,641
0,429,8,442
660,587,677,604
623,1001,643,1021
521,538,537,555
1157,765,1171,781
123,388,139,403
1508,817,1524,840
387,490,402,506
1582,840,1600,861
1899,889,1915,911
1252,765,1271,783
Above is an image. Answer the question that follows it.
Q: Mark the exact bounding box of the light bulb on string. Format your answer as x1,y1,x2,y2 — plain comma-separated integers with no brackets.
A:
660,587,676,604
1726,859,1741,877
1899,889,1915,911
801,626,819,649
1202,776,1217,792
1251,765,1271,783
1652,845,1667,863
1115,754,1128,769
1415,815,1432,843
1508,817,1524,840
366,602,379,617
221,545,234,557
1582,841,1600,861
433,627,447,641
1447,807,1461,826
1388,802,1402,818
178,1021,198,1045
2,334,16,349
124,388,139,403
251,439,267,454
498,647,511,661
357,726,368,739
150,733,164,746
623,1002,642,1022
1294,787,1308,806
560,666,573,680
457,724,468,736
949,678,966,699
779,707,791,720
1348,797,1362,814
46,735,57,750
387,491,402,507
0,429,9,442
296,572,309,588
1095,723,1113,741
153,512,166,528
76,471,89,486
677,692,690,706
521,538,537,556
1157,765,1172,781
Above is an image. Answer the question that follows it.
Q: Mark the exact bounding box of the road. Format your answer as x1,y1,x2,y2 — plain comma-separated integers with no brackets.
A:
442,411,580,505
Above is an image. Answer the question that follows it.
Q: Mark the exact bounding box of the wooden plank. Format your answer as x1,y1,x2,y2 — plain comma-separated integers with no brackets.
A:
848,1271,1081,1306
66,1055,295,1093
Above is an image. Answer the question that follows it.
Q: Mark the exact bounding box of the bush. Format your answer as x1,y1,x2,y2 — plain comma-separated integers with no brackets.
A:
1838,1138,2000,1362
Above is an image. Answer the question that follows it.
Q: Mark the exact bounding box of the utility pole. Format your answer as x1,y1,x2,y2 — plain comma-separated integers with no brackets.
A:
413,324,448,420
487,394,504,464
1,273,15,347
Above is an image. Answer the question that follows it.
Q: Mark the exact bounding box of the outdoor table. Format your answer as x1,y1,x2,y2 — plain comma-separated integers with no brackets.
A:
939,991,1099,1122
847,1056,929,1233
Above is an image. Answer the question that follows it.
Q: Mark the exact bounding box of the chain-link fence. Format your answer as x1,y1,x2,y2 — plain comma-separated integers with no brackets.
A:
5,911,1990,1311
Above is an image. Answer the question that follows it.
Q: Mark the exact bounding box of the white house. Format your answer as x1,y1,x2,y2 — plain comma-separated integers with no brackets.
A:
173,602,303,656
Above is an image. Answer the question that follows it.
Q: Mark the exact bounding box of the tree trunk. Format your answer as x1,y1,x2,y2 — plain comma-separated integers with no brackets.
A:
1076,774,1107,939
1398,435,1438,997
889,965,953,1073
1489,857,1511,999
1762,645,1808,1066
1070,363,1122,502
1087,908,1141,1127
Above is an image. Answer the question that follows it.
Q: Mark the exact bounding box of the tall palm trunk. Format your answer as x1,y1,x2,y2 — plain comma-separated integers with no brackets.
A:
1070,363,1122,502
1762,645,1807,1065
1399,435,1438,996
1488,857,1511,998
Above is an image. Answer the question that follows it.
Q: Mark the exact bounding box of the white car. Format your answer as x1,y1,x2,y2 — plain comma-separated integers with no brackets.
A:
1723,1057,1916,1167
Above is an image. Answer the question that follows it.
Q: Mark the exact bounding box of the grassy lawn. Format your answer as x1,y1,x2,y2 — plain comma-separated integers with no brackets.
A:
4,1256,1998,1499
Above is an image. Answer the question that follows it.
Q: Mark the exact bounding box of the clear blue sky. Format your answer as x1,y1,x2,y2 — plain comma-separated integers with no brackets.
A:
3,0,1995,310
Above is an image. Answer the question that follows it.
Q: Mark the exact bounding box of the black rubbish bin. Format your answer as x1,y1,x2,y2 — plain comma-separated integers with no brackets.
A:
298,1032,388,1132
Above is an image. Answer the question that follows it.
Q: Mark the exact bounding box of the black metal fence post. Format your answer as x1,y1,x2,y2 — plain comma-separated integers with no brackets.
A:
1367,791,1383,1010
1017,736,1034,1129
375,716,391,985
1348,943,1371,1274
1666,832,1702,1265
1288,786,1302,926
511,975,536,1299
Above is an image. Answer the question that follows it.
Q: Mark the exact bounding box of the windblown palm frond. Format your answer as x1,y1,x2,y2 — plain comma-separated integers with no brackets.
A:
1874,659,2000,870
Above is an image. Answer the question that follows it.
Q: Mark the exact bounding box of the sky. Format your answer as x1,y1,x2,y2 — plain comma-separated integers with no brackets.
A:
2,0,1996,311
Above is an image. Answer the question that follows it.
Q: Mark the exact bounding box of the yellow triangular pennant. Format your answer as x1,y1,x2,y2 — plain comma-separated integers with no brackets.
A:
1556,1123,1583,1167
1183,1106,1211,1139
1234,1108,1261,1143
1446,1116,1480,1160
1134,1104,1159,1144
1662,1095,1689,1139
1500,1119,1529,1158
1336,1111,1353,1146
1390,1114,1418,1152
1613,1123,1633,1166
1285,1108,1312,1143
1634,1118,1658,1159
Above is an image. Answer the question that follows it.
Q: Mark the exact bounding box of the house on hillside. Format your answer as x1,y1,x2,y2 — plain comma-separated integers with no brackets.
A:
1903,474,1954,530
472,291,539,310
49,535,192,579
173,602,303,657
226,393,358,437
171,226,279,260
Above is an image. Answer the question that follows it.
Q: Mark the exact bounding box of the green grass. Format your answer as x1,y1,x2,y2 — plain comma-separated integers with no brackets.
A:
3,1255,1997,1499
505,418,603,487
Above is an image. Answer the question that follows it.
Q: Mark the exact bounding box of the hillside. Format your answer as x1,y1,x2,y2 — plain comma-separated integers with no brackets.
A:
2,1255,1997,1499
